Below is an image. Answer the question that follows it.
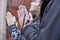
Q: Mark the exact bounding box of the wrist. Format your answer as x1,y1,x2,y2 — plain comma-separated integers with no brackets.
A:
8,21,16,27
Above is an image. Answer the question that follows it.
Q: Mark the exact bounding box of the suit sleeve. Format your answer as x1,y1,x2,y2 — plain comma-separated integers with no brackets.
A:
8,20,40,40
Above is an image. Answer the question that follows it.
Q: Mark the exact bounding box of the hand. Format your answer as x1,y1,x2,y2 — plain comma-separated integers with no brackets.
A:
6,12,16,26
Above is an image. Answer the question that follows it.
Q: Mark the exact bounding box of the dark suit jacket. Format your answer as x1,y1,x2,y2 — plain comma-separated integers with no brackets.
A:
40,0,60,40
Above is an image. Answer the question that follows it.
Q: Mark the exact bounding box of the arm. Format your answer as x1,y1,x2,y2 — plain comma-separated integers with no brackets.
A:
6,12,26,40
8,24,25,40
22,20,40,40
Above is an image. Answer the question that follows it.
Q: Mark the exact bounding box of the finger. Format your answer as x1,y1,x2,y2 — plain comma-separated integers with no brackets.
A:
17,10,20,17
6,12,12,20
7,12,13,17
